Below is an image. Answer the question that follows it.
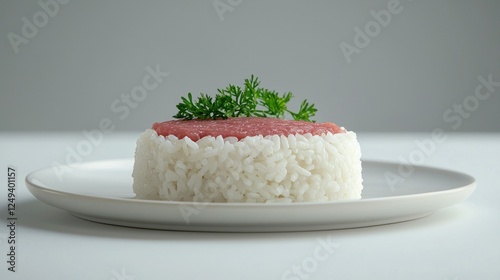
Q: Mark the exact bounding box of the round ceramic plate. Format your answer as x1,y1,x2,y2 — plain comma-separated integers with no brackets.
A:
25,159,475,232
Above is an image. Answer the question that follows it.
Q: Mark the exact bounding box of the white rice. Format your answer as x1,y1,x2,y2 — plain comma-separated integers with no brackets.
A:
132,129,363,203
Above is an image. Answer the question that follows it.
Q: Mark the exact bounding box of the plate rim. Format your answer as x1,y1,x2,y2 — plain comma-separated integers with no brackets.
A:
25,158,476,207
24,159,477,231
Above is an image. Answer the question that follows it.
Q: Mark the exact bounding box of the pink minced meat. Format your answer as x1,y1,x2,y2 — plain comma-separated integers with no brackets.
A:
152,117,345,141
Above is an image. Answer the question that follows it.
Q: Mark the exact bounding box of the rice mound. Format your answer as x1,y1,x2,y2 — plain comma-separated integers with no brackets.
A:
132,129,363,203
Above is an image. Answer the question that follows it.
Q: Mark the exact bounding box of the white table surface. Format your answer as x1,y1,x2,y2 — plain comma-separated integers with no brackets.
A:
0,132,498,279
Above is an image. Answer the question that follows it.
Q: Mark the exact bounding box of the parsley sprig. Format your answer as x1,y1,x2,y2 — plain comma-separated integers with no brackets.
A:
173,75,317,122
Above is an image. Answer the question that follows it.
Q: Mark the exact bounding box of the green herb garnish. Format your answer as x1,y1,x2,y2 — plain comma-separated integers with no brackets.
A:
173,75,317,122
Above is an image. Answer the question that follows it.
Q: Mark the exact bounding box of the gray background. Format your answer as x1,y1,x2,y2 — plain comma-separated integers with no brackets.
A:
1,0,499,132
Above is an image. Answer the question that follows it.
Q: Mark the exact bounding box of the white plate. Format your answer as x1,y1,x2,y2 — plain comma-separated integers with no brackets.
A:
25,159,475,232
